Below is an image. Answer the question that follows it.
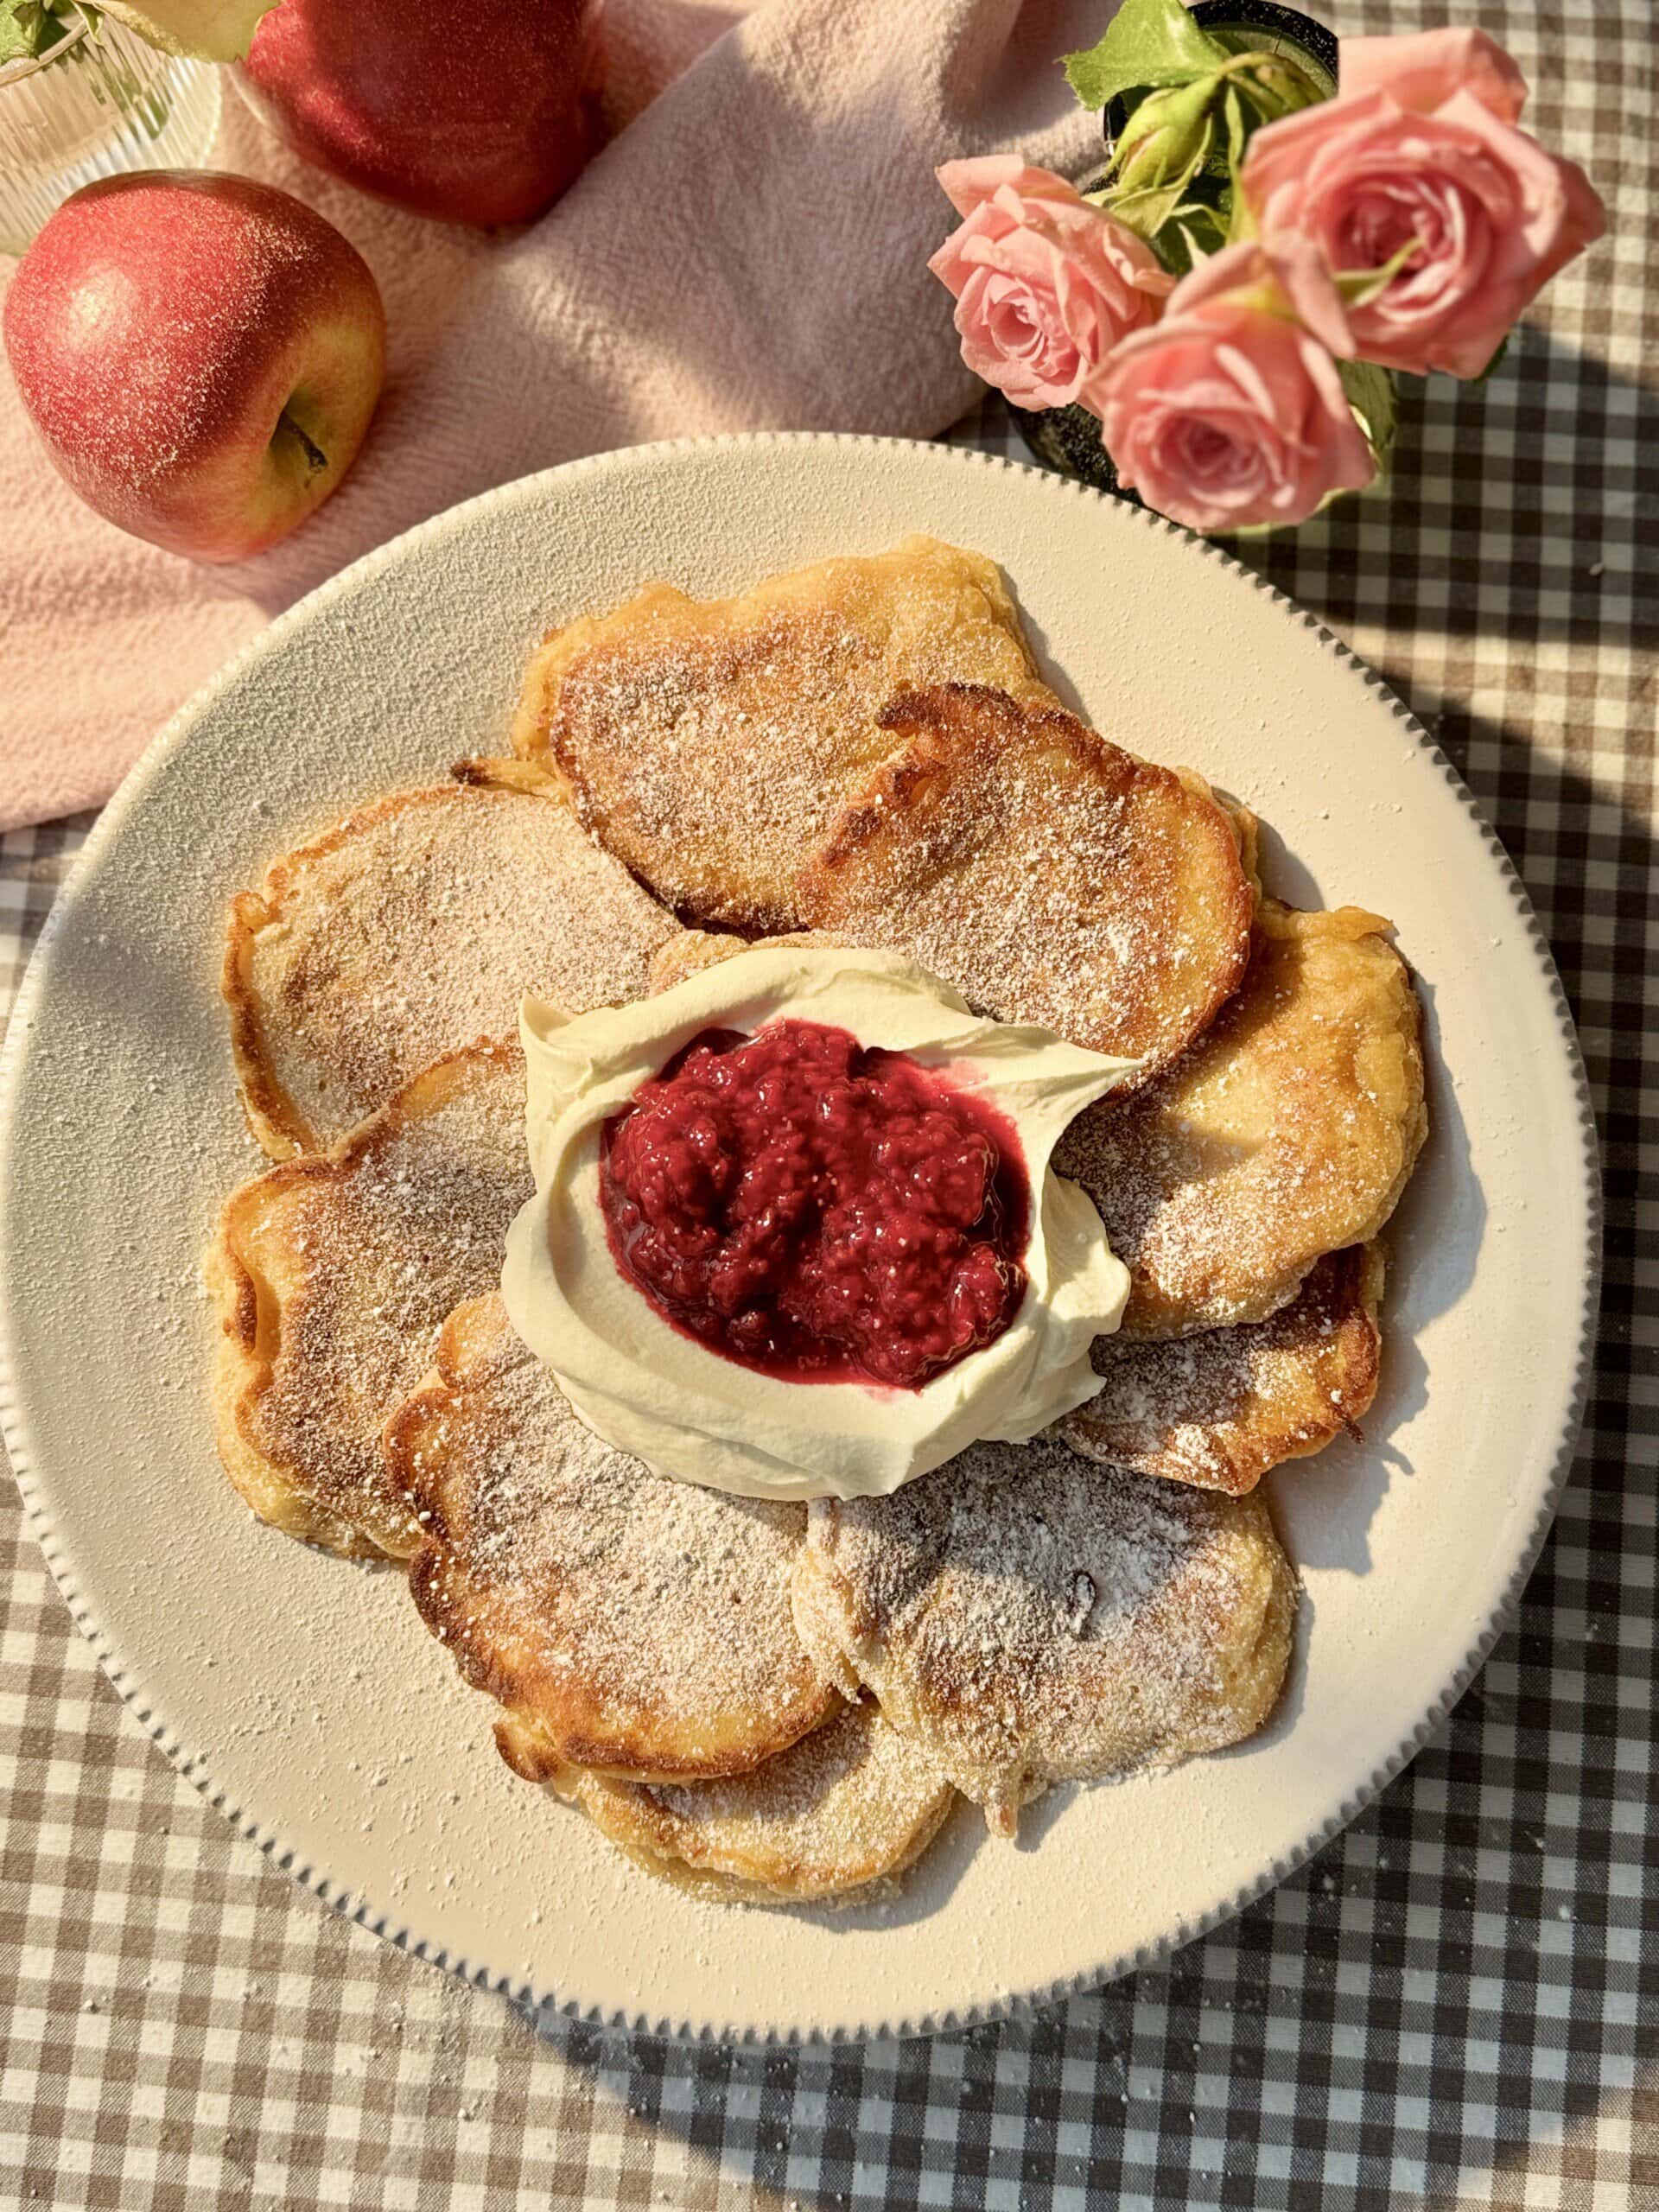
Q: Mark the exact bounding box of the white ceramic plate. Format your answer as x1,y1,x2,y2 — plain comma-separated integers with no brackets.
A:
0,436,1598,2043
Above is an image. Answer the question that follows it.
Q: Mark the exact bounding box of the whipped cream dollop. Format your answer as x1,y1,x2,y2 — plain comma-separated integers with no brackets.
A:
501,944,1135,1500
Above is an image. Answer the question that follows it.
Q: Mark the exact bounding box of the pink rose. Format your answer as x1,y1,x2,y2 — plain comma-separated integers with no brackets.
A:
929,156,1173,412
1340,28,1528,122
1096,244,1376,535
1241,29,1605,378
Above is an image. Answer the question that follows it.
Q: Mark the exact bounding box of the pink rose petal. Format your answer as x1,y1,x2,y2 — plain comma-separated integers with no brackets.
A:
1342,28,1529,124
929,161,1172,414
1240,42,1605,379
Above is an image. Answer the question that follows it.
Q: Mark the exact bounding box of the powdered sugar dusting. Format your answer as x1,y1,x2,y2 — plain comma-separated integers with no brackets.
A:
1055,902,1425,1337
1061,1247,1382,1493
401,1301,833,1774
240,784,677,1147
798,686,1253,1084
581,1698,954,1904
556,607,893,923
523,541,1053,931
226,1045,531,1555
798,1433,1294,1831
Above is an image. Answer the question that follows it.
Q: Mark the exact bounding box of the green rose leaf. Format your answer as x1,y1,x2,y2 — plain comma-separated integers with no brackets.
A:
1151,199,1230,275
1064,0,1230,112
1338,359,1400,480
1471,333,1511,385
0,0,68,65
1222,79,1249,194
92,0,276,59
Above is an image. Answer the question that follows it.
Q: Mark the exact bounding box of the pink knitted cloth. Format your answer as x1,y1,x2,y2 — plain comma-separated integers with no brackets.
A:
0,0,1103,827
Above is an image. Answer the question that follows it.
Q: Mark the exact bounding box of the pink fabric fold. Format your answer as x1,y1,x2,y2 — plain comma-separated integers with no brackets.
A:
0,0,1106,828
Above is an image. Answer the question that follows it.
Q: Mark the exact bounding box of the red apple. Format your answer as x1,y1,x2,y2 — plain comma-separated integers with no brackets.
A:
3,170,385,564
240,0,607,228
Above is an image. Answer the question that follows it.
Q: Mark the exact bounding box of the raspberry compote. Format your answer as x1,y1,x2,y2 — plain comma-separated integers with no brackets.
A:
599,1019,1032,1389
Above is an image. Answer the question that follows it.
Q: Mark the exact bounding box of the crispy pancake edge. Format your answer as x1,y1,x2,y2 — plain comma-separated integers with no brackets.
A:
222,787,474,1161
205,1041,522,1562
205,1221,382,1558
1062,1243,1387,1494
573,1700,957,1909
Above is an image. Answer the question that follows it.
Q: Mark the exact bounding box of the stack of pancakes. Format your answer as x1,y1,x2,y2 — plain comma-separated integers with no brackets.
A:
207,537,1427,1904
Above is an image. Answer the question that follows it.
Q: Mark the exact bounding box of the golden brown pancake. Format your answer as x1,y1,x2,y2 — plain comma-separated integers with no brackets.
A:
1222,796,1262,893
794,1433,1294,1835
390,1295,838,1783
797,684,1255,1090
571,1699,956,1906
206,1042,531,1560
1061,1245,1385,1493
512,537,1057,932
1058,901,1425,1338
645,926,845,995
223,782,678,1158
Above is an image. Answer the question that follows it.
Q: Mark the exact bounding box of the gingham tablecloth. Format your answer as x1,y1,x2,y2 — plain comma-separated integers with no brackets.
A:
3,4,1654,2203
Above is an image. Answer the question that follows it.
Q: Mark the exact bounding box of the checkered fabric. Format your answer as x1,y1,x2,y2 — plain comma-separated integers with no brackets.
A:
2,3,1653,2203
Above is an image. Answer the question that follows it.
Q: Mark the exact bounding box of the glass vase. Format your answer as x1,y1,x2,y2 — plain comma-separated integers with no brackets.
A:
0,8,222,258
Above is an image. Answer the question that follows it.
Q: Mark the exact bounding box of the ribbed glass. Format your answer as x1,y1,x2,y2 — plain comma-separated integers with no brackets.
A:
0,10,222,257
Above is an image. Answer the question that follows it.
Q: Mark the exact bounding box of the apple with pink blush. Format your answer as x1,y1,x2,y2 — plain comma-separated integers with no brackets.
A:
3,170,385,563
239,0,607,228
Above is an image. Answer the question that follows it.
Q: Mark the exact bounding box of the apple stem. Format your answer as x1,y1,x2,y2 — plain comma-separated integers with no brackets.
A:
278,408,329,477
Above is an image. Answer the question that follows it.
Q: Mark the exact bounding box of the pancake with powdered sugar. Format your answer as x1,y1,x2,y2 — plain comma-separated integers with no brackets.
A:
568,1698,956,1907
794,1433,1294,1837
512,537,1058,934
1056,901,1426,1338
207,1041,531,1560
797,684,1255,1092
1061,1245,1385,1495
389,1296,838,1785
223,780,679,1159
